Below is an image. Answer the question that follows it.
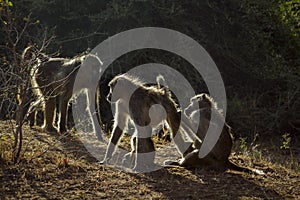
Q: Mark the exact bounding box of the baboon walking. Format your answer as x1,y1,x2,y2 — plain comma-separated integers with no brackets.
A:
30,51,103,139
165,94,265,174
101,74,188,171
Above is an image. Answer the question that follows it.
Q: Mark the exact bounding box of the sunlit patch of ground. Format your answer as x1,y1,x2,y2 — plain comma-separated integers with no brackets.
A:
0,120,299,199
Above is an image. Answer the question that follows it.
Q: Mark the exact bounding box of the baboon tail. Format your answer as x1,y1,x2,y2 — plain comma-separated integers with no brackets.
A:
21,46,35,63
227,161,265,175
26,99,43,117
156,74,172,96
156,74,167,89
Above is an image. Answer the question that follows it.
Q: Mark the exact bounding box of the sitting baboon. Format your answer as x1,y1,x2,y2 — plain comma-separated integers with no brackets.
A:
165,94,265,174
100,74,188,171
30,51,103,139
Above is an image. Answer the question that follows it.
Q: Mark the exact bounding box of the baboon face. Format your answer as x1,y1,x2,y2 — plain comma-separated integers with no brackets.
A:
106,87,113,103
184,94,212,117
106,75,129,103
107,77,121,103
184,94,202,117
107,75,139,103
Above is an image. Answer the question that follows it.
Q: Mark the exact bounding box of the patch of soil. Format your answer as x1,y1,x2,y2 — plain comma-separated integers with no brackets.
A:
0,120,299,199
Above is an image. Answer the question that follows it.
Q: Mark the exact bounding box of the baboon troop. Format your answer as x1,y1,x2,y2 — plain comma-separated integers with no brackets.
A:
22,46,262,174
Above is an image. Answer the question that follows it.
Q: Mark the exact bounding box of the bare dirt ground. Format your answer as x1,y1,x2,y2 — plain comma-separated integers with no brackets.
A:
0,120,299,200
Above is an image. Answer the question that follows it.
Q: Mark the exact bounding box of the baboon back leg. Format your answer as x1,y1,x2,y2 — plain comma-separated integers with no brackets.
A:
134,126,155,171
28,111,35,127
122,136,136,168
101,126,123,164
43,97,57,132
87,89,103,141
122,151,135,168
58,96,69,133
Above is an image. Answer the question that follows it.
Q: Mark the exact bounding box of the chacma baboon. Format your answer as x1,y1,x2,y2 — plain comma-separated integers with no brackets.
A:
165,94,265,175
100,74,188,171
30,51,103,139
17,46,47,127
120,75,172,168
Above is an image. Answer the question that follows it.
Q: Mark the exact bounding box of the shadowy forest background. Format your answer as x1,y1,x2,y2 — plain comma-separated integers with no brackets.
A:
0,0,299,152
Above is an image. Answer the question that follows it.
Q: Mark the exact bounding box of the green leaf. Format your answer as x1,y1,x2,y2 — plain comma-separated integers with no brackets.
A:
0,135,11,141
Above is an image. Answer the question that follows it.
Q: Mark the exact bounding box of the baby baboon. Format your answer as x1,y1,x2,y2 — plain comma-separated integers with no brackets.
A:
100,74,188,171
165,94,265,174
30,52,103,138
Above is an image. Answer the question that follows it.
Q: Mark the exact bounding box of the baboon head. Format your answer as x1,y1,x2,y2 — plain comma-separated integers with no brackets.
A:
107,74,144,103
184,93,213,117
106,83,114,103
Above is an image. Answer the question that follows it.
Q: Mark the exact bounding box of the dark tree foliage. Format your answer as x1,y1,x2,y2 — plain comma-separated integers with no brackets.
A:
1,0,299,138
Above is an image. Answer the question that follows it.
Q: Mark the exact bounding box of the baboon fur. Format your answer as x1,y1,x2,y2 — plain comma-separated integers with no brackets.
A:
166,94,264,174
30,55,83,133
18,46,49,127
101,74,188,171
30,52,104,139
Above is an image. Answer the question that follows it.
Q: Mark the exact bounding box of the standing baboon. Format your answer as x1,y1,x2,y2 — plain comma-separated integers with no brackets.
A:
30,52,103,139
165,94,265,174
18,46,48,127
100,74,188,171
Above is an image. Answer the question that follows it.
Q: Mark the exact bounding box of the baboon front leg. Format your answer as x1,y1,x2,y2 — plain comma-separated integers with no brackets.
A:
43,97,57,133
163,127,194,167
168,113,193,157
101,103,128,164
100,126,123,164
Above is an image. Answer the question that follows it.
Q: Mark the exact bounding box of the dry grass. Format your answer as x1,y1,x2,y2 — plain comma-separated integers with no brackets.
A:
0,120,299,199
